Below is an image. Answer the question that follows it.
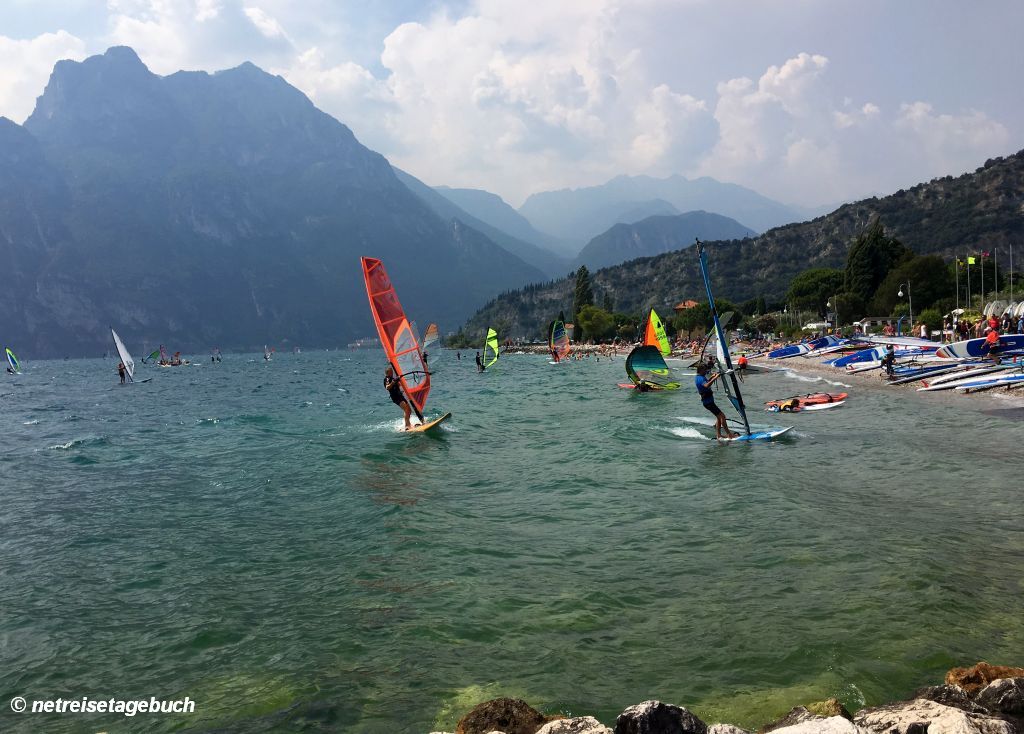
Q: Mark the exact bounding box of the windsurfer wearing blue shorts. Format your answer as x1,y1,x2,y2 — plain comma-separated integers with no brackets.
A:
695,363,738,439
384,365,412,430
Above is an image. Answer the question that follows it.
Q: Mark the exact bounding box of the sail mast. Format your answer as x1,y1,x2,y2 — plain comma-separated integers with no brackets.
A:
696,239,751,436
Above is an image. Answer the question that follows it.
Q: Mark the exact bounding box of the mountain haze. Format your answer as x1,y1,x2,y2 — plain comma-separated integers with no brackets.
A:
572,211,755,271
518,174,809,248
433,185,575,259
393,169,568,277
462,151,1024,339
0,47,545,357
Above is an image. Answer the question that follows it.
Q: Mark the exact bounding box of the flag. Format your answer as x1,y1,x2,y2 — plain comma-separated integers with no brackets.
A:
981,251,990,257
967,256,976,265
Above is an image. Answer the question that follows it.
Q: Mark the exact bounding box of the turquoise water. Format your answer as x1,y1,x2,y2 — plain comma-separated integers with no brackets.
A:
1,350,1022,733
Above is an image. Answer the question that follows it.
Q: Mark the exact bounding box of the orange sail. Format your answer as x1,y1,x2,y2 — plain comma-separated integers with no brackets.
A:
361,257,431,419
643,308,670,356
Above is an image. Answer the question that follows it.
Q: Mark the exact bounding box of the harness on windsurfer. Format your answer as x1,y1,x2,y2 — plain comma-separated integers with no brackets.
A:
384,365,412,431
695,363,738,439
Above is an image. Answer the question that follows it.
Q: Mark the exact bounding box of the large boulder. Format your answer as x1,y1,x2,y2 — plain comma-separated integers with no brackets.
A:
975,678,1024,716
765,718,865,734
761,700,852,733
910,685,989,714
946,663,1024,696
456,698,552,734
537,716,613,734
614,700,708,734
854,698,1015,733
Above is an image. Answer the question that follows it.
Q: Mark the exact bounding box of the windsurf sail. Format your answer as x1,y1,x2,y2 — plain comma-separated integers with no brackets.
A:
696,239,751,435
146,349,159,363
644,308,671,357
625,345,679,389
110,328,135,382
549,311,570,361
361,257,431,420
159,345,168,363
422,323,440,352
6,347,20,374
483,327,500,368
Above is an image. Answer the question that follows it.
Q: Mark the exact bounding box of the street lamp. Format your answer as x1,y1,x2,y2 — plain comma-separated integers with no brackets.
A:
898,281,913,331
826,294,839,332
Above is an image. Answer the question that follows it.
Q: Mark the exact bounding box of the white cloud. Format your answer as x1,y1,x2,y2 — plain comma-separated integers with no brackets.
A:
242,6,286,40
0,30,86,122
0,2,1018,210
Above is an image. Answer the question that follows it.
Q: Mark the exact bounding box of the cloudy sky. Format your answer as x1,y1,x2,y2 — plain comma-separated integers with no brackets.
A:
1,0,1021,208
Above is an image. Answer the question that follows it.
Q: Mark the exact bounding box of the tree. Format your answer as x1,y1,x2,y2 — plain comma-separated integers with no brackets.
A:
573,266,593,340
870,255,955,316
844,219,913,302
671,299,738,340
575,305,615,341
785,268,845,315
602,292,614,313
917,308,943,333
754,314,778,335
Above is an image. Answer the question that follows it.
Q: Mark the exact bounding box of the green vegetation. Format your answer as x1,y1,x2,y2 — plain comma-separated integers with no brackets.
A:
572,266,594,341
574,305,616,341
460,150,1024,339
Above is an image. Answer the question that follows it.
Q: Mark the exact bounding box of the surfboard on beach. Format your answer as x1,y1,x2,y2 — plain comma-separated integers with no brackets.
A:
935,334,1024,359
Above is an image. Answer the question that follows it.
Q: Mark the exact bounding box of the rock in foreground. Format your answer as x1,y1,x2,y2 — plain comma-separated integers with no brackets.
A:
854,698,1015,734
456,697,553,734
614,700,708,734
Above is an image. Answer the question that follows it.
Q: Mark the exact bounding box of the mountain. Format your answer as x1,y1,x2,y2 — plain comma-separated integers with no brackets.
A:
572,211,756,271
433,186,575,259
392,169,568,277
461,151,1024,339
518,174,809,249
1,47,545,357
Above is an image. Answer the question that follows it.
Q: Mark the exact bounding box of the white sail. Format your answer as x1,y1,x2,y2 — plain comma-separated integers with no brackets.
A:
110,327,135,381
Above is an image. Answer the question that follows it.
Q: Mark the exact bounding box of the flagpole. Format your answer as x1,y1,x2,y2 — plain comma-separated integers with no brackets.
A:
995,248,999,301
981,252,985,307
967,257,972,311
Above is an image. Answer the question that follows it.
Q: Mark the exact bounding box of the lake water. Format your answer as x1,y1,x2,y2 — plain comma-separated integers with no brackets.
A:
1,350,1022,733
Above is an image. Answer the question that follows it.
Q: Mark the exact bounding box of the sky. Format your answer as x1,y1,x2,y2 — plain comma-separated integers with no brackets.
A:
1,0,1022,209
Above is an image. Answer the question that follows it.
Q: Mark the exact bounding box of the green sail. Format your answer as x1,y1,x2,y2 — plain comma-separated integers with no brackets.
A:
483,327,500,368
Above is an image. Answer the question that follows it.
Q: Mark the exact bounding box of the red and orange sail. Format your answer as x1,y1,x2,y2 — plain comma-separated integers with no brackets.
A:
361,257,431,419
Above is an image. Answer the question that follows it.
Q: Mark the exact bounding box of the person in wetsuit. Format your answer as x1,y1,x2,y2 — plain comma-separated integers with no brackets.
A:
695,363,738,439
475,352,484,372
384,366,413,430
117,361,126,384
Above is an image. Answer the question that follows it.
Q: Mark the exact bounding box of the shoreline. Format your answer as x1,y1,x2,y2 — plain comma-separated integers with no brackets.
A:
747,349,1024,406
433,662,1024,733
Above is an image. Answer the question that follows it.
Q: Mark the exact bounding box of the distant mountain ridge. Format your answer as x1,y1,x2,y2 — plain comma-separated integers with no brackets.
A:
572,211,756,271
461,150,1024,339
518,173,810,248
433,186,573,258
0,47,546,357
392,170,568,277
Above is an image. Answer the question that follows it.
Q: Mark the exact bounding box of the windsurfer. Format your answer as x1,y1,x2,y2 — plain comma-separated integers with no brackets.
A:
384,366,413,430
5,366,14,375
118,362,126,384
695,363,738,439
475,352,484,372
422,351,429,370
